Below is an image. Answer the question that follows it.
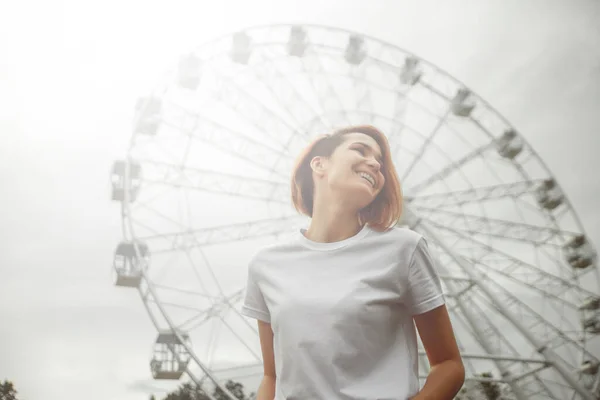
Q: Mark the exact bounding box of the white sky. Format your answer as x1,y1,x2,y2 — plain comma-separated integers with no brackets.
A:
0,0,599,399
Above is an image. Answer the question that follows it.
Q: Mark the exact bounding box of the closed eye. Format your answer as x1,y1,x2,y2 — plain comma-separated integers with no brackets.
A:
353,146,366,155
352,143,383,167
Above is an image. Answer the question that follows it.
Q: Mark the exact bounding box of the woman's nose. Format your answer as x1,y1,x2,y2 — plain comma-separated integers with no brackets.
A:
367,158,381,171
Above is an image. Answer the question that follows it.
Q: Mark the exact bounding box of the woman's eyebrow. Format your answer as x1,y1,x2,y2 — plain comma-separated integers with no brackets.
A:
353,142,383,163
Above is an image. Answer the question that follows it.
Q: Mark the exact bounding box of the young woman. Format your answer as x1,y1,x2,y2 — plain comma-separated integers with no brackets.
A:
241,125,464,400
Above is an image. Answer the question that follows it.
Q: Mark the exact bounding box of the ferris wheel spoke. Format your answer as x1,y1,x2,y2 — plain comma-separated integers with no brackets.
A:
128,214,162,237
469,259,582,311
207,66,304,152
440,285,534,398
159,105,289,178
410,180,545,208
220,49,374,130
129,201,188,237
177,290,245,332
153,53,309,180
124,176,176,212
280,64,446,139
179,295,236,333
387,89,412,156
286,64,426,123
406,142,494,195
249,46,328,131
219,39,421,131
416,215,598,400
440,281,531,390
400,109,451,182
346,65,378,125
454,301,555,400
438,263,569,398
216,45,329,174
222,301,259,336
216,309,262,361
137,159,288,203
194,246,237,308
180,250,219,312
238,58,441,147
240,49,328,171
425,220,599,340
193,247,260,336
421,217,596,299
205,312,223,368
147,298,208,314
471,281,597,369
152,283,224,301
414,205,579,246
138,215,304,254
299,51,353,127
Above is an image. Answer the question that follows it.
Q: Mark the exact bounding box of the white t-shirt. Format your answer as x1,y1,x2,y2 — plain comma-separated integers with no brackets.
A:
241,224,445,400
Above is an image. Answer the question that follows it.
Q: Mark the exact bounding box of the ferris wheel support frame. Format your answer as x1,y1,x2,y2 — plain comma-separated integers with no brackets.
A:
437,269,531,399
123,135,240,400
406,207,597,400
113,23,600,400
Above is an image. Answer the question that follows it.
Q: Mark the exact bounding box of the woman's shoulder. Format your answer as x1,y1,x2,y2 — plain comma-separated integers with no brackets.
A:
247,237,300,270
370,225,424,248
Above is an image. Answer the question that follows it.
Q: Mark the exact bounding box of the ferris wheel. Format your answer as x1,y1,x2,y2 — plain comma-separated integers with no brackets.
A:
109,24,600,400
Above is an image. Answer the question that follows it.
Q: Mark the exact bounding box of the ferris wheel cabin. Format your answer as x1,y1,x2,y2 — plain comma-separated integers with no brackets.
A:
150,331,191,380
112,241,149,288
563,234,597,271
287,26,307,57
534,178,566,211
450,88,476,117
344,34,367,65
578,293,600,336
111,160,141,202
495,129,524,160
400,56,423,86
134,97,162,136
231,31,252,64
177,53,201,90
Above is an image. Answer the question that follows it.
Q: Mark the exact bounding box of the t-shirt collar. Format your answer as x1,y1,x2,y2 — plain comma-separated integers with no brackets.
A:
297,224,371,251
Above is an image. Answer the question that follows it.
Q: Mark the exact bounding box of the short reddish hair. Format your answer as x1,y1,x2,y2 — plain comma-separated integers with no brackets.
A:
290,125,403,232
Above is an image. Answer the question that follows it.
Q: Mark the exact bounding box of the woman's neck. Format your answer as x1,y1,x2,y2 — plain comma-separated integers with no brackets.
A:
304,201,363,243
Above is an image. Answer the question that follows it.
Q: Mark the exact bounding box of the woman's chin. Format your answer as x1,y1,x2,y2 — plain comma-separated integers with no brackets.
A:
351,189,378,209
335,183,378,209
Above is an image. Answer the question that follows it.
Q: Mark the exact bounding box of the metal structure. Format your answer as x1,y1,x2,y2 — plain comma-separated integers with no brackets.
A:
110,24,600,399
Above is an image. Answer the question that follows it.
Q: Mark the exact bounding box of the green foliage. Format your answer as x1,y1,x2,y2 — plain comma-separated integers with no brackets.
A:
0,380,18,400
212,380,246,400
161,379,250,400
163,382,210,400
478,372,501,400
453,372,503,400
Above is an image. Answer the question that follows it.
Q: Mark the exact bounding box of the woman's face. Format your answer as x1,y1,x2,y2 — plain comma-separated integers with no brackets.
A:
315,132,386,208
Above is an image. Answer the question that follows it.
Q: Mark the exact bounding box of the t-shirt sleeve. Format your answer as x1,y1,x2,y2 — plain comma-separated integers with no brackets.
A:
240,258,271,323
406,237,445,316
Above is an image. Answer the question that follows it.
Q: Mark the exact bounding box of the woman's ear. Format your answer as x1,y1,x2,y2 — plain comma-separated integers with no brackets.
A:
310,156,327,176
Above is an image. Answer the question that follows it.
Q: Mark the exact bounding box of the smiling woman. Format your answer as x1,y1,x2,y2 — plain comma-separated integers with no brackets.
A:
291,125,402,233
241,124,465,400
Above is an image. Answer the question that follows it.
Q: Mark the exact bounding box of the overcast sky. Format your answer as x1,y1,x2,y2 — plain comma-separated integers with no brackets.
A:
0,0,599,399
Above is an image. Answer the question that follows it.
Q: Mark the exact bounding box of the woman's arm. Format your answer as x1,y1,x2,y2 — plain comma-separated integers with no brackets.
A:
256,320,276,400
411,304,465,400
